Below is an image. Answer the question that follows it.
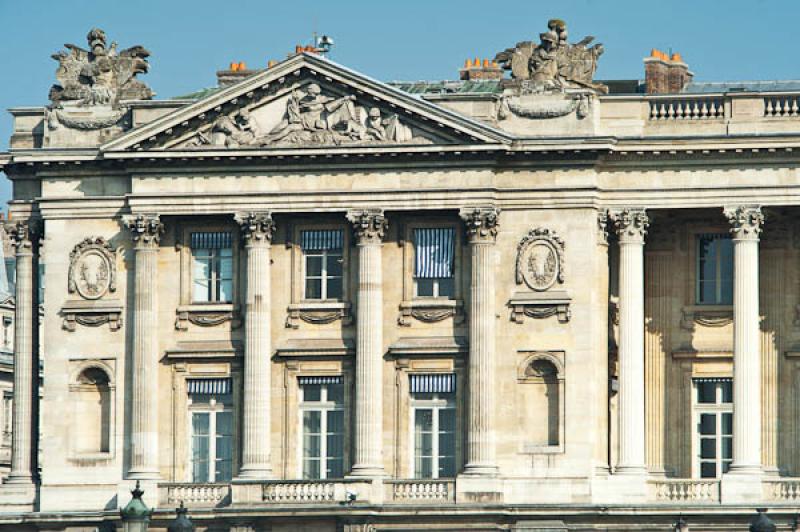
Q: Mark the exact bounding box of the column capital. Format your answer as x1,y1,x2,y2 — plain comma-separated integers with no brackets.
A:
460,206,500,244
235,211,276,246
724,205,763,240
347,209,387,245
609,208,649,243
6,220,40,255
122,213,164,249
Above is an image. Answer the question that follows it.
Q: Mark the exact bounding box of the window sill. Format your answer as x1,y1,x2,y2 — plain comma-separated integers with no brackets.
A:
680,305,733,330
286,301,352,329
508,291,571,324
398,299,464,326
69,451,115,464
175,304,241,331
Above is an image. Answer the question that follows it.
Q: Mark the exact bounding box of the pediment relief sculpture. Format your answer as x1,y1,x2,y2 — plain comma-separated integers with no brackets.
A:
46,28,153,133
68,237,117,300
515,228,565,292
179,82,428,149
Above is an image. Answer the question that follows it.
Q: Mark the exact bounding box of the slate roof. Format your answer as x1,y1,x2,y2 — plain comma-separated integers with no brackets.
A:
684,80,800,93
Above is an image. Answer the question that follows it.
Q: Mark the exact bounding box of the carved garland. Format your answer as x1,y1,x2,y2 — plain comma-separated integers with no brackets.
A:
515,228,565,291
68,237,117,300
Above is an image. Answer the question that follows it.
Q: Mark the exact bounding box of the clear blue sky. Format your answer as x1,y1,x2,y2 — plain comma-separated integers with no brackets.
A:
1,0,798,208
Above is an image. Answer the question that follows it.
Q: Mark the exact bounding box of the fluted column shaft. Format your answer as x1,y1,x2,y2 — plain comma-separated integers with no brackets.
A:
347,209,387,477
6,221,37,484
124,214,163,479
235,212,275,479
460,207,499,476
725,205,763,474
610,208,648,475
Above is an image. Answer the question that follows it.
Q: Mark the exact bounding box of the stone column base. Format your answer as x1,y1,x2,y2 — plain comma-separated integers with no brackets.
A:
720,472,764,504
0,481,36,512
455,475,504,504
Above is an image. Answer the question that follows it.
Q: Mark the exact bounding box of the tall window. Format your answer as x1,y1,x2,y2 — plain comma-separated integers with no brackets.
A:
693,378,733,479
301,230,343,301
413,228,455,298
2,392,11,448
299,377,345,479
696,234,733,305
191,232,233,303
410,374,456,479
188,378,233,483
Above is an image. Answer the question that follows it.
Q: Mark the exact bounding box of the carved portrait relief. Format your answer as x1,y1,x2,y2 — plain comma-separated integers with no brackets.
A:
68,237,117,300
515,228,565,291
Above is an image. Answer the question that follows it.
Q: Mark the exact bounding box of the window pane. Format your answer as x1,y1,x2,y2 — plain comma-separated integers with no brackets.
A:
219,279,233,302
700,438,716,459
303,459,320,479
326,277,343,300
327,458,344,479
699,413,716,435
303,411,321,436
326,254,343,277
439,408,456,432
193,279,210,302
304,434,321,459
415,409,433,432
416,278,435,297
722,460,732,474
721,381,733,404
305,279,322,299
327,410,344,437
327,430,344,461
722,437,733,460
191,413,210,483
192,412,210,435
415,456,433,479
306,255,323,277
722,413,733,435
439,456,456,478
700,462,716,478
697,383,716,404
303,385,322,402
219,254,233,279
327,383,344,405
437,277,455,298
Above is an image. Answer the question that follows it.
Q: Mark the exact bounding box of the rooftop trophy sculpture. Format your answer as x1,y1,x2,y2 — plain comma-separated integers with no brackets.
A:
46,28,153,132
494,19,606,121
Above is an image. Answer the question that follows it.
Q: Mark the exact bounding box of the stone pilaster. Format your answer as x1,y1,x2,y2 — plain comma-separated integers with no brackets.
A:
724,205,764,475
5,221,39,485
460,206,500,476
346,209,387,477
123,214,164,479
234,212,276,479
609,208,648,475
594,210,611,475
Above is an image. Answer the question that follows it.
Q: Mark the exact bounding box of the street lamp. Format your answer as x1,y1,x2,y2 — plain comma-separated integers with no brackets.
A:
750,509,776,532
168,501,195,532
119,481,151,532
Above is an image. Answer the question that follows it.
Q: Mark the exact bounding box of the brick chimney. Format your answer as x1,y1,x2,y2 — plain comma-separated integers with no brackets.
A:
460,57,503,81
216,61,263,88
644,49,693,94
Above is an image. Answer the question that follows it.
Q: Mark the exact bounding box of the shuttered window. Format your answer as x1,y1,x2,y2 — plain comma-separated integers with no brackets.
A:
413,228,455,298
301,230,344,300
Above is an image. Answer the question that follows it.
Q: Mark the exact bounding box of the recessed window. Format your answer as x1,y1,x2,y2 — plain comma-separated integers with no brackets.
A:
696,234,733,305
299,377,345,479
410,374,456,479
191,232,233,303
187,378,233,483
413,228,455,298
693,378,732,479
301,230,344,301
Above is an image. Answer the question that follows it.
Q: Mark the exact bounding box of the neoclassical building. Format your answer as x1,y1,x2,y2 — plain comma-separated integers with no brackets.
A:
2,21,800,530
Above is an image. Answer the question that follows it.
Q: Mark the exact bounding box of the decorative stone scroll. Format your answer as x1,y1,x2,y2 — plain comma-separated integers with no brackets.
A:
509,292,572,324
61,299,123,332
285,302,353,329
68,237,116,300
175,307,243,331
7,220,39,253
515,228,565,292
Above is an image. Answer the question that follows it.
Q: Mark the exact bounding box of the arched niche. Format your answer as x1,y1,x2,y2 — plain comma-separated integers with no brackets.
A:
69,362,115,456
517,351,565,452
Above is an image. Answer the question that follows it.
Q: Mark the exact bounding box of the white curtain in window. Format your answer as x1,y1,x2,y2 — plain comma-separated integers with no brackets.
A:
301,230,343,251
413,228,454,278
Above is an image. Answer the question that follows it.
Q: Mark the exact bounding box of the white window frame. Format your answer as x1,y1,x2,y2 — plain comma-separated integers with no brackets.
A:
187,395,233,483
297,382,345,479
191,239,234,304
409,392,456,479
696,234,733,305
302,247,344,301
692,378,733,479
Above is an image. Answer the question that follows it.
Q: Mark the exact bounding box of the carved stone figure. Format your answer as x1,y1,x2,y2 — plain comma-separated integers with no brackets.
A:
495,19,607,94
49,28,153,107
516,228,565,291
68,237,117,300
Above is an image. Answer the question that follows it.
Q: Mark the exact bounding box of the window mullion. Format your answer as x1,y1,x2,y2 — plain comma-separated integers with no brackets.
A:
320,403,328,480
432,405,440,479
208,410,217,483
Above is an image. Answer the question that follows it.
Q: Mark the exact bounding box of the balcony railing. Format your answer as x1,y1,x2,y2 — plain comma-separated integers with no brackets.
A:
648,97,725,121
648,479,720,503
765,478,800,501
764,96,800,117
262,481,337,503
387,479,455,503
159,482,231,508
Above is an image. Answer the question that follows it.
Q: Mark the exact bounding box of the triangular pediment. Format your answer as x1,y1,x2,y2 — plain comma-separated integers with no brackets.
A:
101,53,510,153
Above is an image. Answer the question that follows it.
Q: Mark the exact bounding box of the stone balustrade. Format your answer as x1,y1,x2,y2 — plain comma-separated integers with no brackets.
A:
387,480,454,503
764,479,800,501
159,483,231,508
648,479,720,503
648,97,726,121
764,95,800,117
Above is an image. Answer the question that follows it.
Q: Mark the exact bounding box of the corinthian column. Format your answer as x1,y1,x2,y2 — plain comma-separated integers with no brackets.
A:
123,214,163,479
609,208,648,475
5,220,39,485
460,206,500,477
724,205,763,475
346,209,387,477
234,212,275,479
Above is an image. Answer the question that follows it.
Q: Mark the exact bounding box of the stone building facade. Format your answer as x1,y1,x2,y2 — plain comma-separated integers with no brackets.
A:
2,22,800,530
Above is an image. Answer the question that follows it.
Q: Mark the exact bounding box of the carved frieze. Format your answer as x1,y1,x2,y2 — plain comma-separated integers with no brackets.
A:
61,299,123,332
180,83,427,149
398,300,464,327
509,291,572,324
68,237,116,300
285,302,353,329
515,228,565,292
175,307,242,331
